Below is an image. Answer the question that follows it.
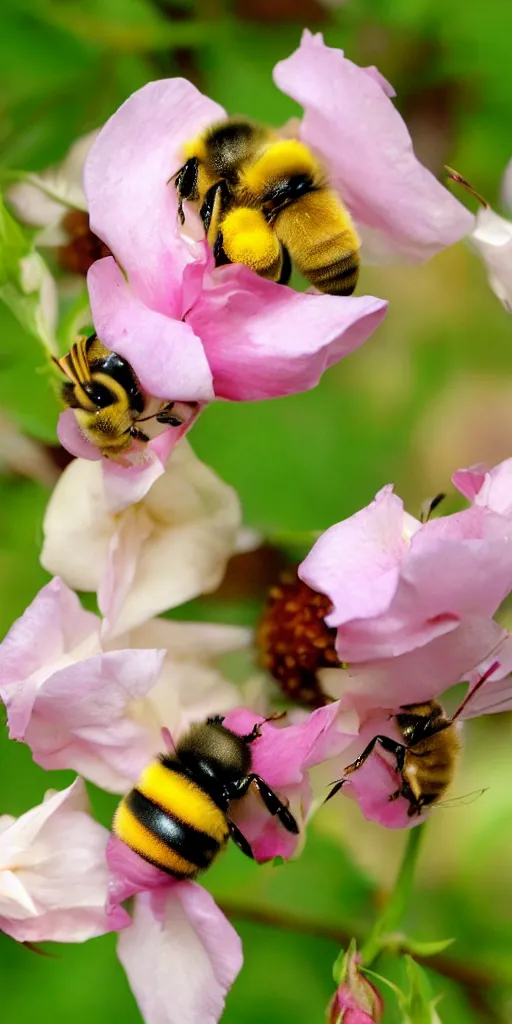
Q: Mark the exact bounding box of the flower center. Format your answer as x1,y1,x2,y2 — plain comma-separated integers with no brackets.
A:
256,571,339,708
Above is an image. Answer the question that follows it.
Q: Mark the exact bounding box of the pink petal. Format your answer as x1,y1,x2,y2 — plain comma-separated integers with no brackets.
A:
84,78,225,316
22,648,165,791
452,465,488,502
454,457,512,516
223,704,356,861
0,577,100,739
88,257,214,402
335,506,512,661
0,779,130,942
117,884,242,1024
106,834,171,910
188,265,387,400
458,633,512,719
57,409,102,461
274,31,474,263
102,404,204,513
299,485,409,629
332,616,507,715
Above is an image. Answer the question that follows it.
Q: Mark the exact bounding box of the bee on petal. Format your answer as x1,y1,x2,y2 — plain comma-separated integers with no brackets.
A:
54,335,185,462
175,118,360,296
113,716,298,878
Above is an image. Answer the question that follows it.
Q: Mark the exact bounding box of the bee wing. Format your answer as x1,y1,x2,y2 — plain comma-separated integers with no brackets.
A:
53,338,93,385
434,788,488,809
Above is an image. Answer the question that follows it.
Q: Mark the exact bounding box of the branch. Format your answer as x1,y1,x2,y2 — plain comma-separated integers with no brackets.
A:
218,900,499,994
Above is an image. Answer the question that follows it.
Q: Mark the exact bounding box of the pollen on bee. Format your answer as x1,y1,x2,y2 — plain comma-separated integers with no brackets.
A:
220,207,281,271
256,571,339,708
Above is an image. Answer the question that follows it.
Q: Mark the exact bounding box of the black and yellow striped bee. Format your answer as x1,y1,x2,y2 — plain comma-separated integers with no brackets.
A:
113,716,299,877
54,335,184,462
174,118,360,296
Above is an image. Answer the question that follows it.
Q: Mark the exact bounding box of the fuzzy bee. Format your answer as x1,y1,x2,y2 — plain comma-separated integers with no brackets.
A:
174,117,360,296
113,716,298,877
54,335,185,461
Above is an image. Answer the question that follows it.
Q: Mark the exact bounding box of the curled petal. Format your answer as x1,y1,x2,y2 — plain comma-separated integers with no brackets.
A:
84,79,225,316
470,206,512,313
57,409,102,461
117,884,243,1024
0,779,130,942
189,265,387,400
22,648,165,791
0,577,100,739
88,257,214,402
324,617,507,715
274,30,473,263
453,457,512,516
299,485,409,630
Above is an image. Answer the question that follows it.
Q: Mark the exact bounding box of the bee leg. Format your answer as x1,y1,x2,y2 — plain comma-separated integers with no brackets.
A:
156,403,185,428
174,158,199,224
129,427,150,442
228,820,254,859
344,735,405,775
228,774,299,834
200,180,231,247
206,714,225,726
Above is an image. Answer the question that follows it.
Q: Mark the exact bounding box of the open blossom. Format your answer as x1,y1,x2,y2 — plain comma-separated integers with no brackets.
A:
82,43,395,410
0,576,252,793
0,779,129,943
40,440,243,635
299,476,512,662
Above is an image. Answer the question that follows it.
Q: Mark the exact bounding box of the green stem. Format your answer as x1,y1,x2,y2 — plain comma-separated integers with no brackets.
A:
362,823,426,966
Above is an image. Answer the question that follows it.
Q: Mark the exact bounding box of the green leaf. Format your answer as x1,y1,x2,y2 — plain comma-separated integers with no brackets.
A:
397,958,444,1024
403,937,455,958
0,192,57,352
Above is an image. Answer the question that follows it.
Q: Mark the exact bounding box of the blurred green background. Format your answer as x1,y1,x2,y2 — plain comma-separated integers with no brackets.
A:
1,0,512,1021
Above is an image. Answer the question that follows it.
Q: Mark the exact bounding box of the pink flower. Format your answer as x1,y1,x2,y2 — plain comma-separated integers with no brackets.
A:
41,441,243,635
274,30,473,264
82,73,388,411
0,778,129,943
329,944,383,1023
319,617,512,828
0,577,251,794
299,481,512,662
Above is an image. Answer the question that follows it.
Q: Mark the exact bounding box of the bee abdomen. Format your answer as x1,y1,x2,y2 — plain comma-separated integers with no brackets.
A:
114,786,224,878
306,252,360,296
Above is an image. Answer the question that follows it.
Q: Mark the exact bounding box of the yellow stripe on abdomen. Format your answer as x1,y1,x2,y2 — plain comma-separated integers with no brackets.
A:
113,800,199,877
137,761,229,844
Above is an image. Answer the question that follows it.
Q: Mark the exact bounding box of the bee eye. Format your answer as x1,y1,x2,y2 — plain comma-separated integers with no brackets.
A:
83,381,115,408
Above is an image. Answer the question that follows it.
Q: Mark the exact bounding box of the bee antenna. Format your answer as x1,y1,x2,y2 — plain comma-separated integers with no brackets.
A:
452,660,501,721
420,492,446,523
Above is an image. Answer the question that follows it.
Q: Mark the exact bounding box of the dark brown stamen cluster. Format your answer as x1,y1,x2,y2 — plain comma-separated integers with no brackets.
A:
257,572,339,708
57,210,111,276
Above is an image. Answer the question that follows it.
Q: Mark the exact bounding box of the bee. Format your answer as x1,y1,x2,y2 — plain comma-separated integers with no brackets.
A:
326,661,500,816
113,715,299,877
54,335,185,461
174,118,360,296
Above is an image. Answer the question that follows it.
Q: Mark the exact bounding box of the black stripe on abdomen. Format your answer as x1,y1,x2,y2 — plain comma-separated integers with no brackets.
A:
126,788,221,870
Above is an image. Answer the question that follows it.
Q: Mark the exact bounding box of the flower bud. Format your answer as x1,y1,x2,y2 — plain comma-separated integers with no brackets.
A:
328,947,383,1024
257,571,339,707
